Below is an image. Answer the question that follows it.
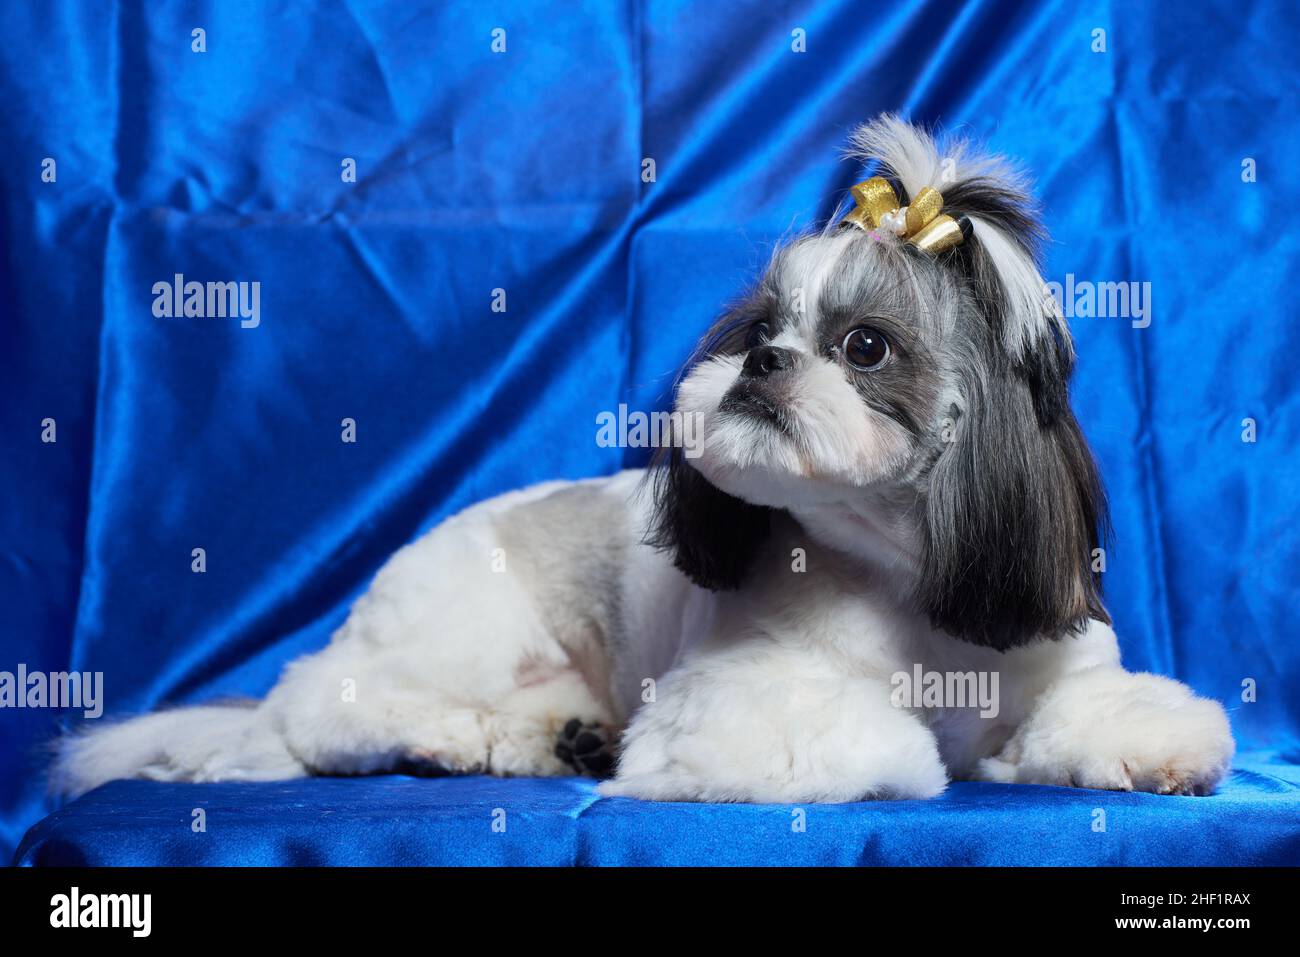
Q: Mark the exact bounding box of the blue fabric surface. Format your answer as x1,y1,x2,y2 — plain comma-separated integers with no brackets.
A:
3,0,1299,864
15,754,1300,866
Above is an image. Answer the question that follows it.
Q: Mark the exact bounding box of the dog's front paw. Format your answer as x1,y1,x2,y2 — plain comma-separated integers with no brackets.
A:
597,661,948,803
980,668,1234,795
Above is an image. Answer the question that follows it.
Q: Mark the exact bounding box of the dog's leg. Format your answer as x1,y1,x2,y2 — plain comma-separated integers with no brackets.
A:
599,641,947,803
267,637,616,778
54,476,632,793
260,477,629,778
480,668,619,777
975,665,1234,794
267,639,494,776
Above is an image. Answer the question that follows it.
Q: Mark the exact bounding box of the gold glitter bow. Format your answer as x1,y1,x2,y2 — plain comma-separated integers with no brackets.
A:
842,176,965,253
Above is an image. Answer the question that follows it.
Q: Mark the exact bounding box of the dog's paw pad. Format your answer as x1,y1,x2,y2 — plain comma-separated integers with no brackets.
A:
555,719,617,779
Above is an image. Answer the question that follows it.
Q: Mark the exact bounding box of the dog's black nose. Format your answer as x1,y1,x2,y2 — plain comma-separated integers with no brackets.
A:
741,345,792,378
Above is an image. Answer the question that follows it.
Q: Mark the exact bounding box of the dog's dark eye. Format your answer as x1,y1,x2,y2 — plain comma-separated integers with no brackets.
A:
744,321,771,349
843,327,890,371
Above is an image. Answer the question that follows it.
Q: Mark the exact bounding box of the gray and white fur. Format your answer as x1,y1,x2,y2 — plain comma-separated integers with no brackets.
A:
54,116,1233,803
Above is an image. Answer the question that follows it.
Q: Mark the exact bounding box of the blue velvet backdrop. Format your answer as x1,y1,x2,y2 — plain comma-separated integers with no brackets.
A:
2,0,1299,864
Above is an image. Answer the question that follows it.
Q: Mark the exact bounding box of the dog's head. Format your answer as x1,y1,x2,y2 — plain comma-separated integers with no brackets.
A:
651,115,1108,651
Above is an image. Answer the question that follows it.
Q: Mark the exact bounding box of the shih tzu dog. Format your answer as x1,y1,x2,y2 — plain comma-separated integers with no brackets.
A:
58,116,1234,803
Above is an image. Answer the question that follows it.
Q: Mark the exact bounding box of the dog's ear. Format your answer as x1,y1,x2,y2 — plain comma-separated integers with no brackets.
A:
921,350,1108,650
646,445,772,591
920,209,1109,650
644,292,776,591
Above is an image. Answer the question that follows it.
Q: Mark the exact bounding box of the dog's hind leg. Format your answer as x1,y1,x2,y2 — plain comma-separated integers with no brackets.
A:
485,666,620,777
266,631,618,779
553,718,618,778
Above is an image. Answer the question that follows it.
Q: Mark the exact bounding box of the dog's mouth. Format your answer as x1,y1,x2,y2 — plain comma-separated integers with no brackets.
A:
719,384,790,433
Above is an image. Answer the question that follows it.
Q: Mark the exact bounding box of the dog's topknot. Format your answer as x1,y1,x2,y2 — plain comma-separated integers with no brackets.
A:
843,114,1070,374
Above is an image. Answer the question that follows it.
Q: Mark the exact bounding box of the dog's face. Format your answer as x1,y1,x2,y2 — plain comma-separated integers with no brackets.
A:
675,229,961,510
650,116,1109,651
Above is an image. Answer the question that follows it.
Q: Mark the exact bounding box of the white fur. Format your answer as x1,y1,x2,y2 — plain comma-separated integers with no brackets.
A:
966,213,1070,360
844,113,1029,207
54,465,1234,802
54,119,1235,804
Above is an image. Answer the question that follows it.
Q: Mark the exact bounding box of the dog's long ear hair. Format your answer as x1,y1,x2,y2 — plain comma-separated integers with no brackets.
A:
646,444,772,590
645,302,774,591
851,116,1109,649
920,325,1110,650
